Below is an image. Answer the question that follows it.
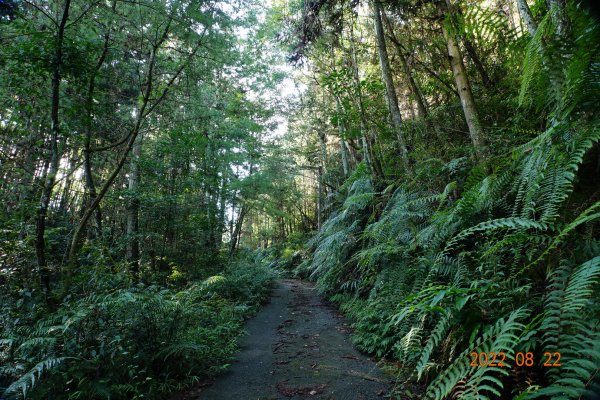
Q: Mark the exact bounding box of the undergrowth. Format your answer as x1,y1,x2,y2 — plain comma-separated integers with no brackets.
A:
0,257,275,399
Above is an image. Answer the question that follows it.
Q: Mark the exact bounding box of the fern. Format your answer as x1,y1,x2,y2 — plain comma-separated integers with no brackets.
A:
416,309,455,380
425,308,529,400
440,217,553,259
201,275,226,289
519,13,552,106
2,357,67,399
526,257,600,399
462,3,518,51
515,200,600,277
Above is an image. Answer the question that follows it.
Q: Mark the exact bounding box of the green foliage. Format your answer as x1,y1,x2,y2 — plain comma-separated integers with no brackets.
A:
304,117,600,396
298,6,600,393
0,259,275,399
528,257,600,399
2,0,600,399
305,142,599,398
301,176,375,293
289,0,600,398
426,308,529,400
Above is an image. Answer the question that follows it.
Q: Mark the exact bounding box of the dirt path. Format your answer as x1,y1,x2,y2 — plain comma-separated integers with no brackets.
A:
195,279,392,399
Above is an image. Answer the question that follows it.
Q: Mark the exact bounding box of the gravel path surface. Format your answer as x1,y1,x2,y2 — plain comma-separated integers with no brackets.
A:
195,279,392,400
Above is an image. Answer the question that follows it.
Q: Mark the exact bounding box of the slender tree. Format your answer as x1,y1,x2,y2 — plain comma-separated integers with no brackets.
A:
35,0,72,297
371,0,411,172
439,0,487,161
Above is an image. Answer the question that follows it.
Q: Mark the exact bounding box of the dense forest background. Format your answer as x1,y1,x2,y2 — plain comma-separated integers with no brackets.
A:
1,0,599,399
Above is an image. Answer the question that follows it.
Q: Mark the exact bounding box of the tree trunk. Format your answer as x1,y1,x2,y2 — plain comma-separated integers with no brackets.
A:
317,166,323,230
317,129,329,222
126,134,142,274
382,11,437,142
371,0,411,173
230,161,255,256
230,205,248,256
334,97,350,177
385,30,428,118
58,149,77,215
18,131,36,240
35,0,71,297
83,30,111,239
462,38,492,87
440,0,487,161
548,0,569,39
349,26,376,176
515,0,537,35
217,175,227,247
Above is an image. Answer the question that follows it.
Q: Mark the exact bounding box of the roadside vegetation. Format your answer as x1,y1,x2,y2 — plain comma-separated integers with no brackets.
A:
1,0,599,399
280,0,600,398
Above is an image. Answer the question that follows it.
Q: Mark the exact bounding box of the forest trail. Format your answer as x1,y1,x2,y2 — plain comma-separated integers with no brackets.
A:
191,279,392,399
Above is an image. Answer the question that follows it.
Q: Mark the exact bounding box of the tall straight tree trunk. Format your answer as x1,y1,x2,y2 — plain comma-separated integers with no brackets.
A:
126,134,142,274
316,167,322,230
548,0,569,39
230,205,248,256
345,139,358,170
318,130,328,176
18,129,36,240
217,175,227,247
450,6,492,87
334,97,350,177
371,0,411,173
440,0,487,161
462,38,492,87
58,149,77,215
349,27,377,176
515,0,538,35
83,30,111,238
382,12,430,119
230,161,255,256
329,47,350,178
35,0,71,297
317,130,328,222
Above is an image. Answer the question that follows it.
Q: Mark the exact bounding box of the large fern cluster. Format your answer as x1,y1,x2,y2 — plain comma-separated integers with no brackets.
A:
298,172,376,293
299,1,600,398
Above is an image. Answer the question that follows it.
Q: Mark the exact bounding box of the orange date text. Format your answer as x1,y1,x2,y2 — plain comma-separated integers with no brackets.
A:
469,351,561,367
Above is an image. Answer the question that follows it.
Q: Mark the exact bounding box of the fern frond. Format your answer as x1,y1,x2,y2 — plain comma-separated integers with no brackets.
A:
201,275,226,288
425,308,529,400
525,256,600,399
441,217,552,259
416,309,455,380
2,357,67,399
515,200,600,277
